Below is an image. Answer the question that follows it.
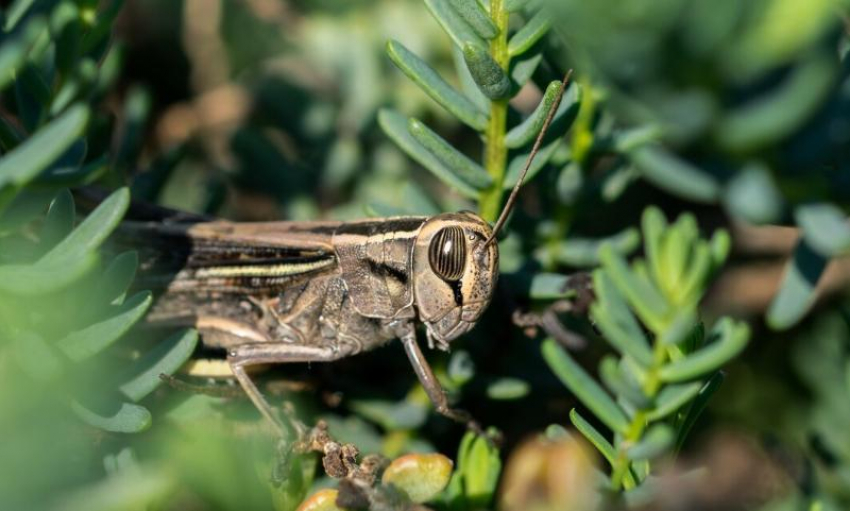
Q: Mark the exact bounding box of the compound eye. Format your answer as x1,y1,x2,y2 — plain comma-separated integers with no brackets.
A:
428,226,466,281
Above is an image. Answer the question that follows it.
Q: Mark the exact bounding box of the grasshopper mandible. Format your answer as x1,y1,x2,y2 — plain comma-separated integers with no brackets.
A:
127,72,572,437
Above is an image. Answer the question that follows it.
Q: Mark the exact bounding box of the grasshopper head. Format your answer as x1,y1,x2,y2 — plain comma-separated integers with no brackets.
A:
413,212,498,350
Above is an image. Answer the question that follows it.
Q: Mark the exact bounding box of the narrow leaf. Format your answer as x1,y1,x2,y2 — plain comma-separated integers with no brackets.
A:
590,271,653,366
40,189,75,247
96,251,139,305
766,239,828,330
528,272,583,300
505,0,531,12
505,80,580,149
408,118,493,189
599,243,670,332
448,0,498,39
599,356,651,409
463,43,511,100
630,145,720,203
676,372,724,451
71,400,152,433
452,44,490,112
57,291,153,361
14,63,50,130
659,319,749,382
379,109,478,198
0,254,96,295
0,104,90,191
646,382,702,421
0,17,46,90
549,228,639,267
642,207,667,286
542,338,630,434
119,329,200,402
508,10,550,57
424,0,487,50
502,137,560,188
795,203,850,257
40,187,130,265
723,163,783,225
386,40,487,130
570,408,616,465
486,377,530,400
626,425,674,460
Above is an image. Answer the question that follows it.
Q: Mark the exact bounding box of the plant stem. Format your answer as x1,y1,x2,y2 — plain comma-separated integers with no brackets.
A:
610,331,670,491
479,0,510,222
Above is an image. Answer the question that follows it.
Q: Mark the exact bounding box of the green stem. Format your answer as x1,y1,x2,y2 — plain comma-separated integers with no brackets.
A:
479,0,510,222
610,331,670,491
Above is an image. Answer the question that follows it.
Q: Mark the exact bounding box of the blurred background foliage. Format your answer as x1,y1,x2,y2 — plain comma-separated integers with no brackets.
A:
2,0,850,510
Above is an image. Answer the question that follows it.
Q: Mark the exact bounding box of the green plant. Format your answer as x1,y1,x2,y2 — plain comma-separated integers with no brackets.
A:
542,207,750,495
380,0,580,221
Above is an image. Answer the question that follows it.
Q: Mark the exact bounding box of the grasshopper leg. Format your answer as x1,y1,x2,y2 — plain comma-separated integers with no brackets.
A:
399,327,484,436
228,343,345,438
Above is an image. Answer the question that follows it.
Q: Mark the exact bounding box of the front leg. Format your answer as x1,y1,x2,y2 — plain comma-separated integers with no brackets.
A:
398,324,483,435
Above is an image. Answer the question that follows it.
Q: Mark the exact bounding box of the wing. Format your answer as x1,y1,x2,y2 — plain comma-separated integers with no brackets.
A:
118,220,342,295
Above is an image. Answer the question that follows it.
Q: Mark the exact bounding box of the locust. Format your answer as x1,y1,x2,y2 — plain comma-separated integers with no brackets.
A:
121,72,572,438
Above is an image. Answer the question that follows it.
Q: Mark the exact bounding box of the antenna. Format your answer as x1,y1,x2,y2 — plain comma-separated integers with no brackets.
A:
485,69,574,246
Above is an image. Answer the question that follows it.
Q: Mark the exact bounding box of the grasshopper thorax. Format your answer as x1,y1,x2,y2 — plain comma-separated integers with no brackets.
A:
412,212,498,350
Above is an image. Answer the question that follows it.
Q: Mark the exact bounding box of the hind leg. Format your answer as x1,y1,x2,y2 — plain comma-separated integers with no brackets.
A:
227,343,345,438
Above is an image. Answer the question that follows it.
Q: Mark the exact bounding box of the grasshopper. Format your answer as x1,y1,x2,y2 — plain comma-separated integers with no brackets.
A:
124,72,572,437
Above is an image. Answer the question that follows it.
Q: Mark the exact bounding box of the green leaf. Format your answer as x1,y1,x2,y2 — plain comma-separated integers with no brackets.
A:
658,311,698,346
12,330,63,382
408,118,493,189
454,431,501,509
72,400,152,433
659,319,749,382
795,203,850,257
675,372,724,451
4,0,39,30
528,272,584,299
599,243,670,332
448,0,498,39
386,40,488,130
462,43,512,100
51,1,82,78
37,153,108,187
642,207,666,285
766,239,828,330
452,44,490,112
424,0,487,50
57,291,153,361
486,377,530,400
349,399,428,430
715,53,836,152
119,329,200,402
723,163,783,224
508,10,550,57
0,253,96,295
14,63,50,130
630,145,720,203
569,408,616,465
590,272,653,366
40,187,130,265
40,189,75,247
0,104,90,194
549,228,640,268
509,48,542,87
646,382,702,421
502,137,560,189
626,424,674,460
505,0,531,12
505,80,580,149
0,17,46,90
115,86,151,169
379,110,478,198
542,338,630,434
599,356,650,409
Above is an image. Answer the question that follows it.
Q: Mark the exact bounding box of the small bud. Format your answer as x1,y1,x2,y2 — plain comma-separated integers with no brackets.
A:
462,44,512,100
381,453,454,503
296,489,343,511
